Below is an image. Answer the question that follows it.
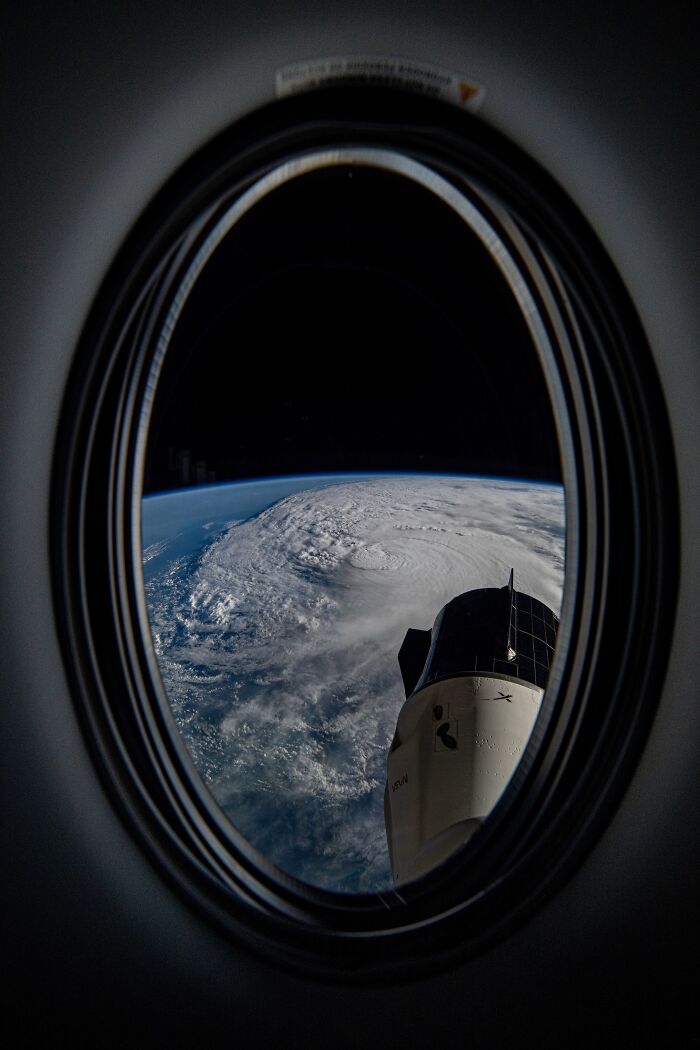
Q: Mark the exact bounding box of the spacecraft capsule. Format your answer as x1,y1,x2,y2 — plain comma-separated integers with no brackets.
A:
385,571,558,885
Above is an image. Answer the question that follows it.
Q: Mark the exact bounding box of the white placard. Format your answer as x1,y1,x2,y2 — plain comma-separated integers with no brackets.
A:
275,55,484,111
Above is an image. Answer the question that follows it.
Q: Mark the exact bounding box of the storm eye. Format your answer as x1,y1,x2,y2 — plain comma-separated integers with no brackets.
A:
138,150,568,894
55,88,676,978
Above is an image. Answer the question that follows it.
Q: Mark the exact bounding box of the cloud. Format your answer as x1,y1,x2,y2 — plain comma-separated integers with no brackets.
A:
145,476,565,892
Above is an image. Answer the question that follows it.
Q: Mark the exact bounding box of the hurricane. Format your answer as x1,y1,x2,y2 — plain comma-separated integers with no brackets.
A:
143,474,565,893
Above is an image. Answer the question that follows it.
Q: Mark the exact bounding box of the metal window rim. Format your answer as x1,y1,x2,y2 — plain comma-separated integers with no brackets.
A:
51,91,678,983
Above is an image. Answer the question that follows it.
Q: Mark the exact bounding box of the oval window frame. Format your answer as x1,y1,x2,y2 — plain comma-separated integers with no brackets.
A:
52,86,678,982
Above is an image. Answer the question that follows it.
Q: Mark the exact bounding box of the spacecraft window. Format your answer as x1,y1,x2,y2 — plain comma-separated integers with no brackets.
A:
54,87,677,981
136,151,567,896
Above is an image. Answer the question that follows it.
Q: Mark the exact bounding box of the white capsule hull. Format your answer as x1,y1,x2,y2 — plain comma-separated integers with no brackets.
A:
385,673,541,885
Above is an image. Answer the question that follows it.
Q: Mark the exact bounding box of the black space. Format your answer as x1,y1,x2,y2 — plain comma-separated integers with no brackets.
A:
143,164,562,493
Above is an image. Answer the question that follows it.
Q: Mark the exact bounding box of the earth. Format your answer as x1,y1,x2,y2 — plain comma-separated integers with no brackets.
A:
142,473,565,894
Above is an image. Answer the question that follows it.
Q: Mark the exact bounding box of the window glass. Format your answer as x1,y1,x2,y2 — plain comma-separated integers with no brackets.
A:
140,158,566,893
